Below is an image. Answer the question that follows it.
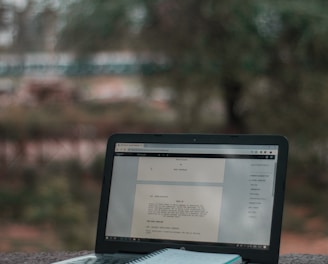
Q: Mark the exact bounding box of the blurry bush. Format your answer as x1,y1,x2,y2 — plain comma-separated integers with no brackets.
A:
0,157,102,250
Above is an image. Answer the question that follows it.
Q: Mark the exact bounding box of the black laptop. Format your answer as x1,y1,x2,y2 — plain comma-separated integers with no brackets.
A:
54,133,288,264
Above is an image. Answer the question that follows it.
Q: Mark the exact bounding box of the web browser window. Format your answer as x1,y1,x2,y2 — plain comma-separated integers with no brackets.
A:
105,143,278,250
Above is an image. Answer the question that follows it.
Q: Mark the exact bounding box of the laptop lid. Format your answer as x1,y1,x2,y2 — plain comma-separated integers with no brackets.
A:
95,134,288,264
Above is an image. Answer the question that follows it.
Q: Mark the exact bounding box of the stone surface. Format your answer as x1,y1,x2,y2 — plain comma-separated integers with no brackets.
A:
0,252,328,264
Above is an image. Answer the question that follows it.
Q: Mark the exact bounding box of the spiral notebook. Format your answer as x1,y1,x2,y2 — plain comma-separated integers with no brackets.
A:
127,248,242,264
53,133,288,264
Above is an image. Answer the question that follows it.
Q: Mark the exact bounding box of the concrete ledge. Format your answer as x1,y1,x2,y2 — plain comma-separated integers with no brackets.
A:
0,252,328,263
280,254,328,263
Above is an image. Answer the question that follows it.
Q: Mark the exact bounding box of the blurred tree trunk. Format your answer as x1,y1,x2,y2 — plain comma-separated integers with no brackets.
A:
222,77,247,133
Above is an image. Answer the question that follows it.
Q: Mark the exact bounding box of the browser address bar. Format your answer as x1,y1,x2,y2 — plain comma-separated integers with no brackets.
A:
125,147,252,154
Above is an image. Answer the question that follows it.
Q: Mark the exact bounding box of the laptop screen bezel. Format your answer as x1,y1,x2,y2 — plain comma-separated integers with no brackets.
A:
95,134,288,264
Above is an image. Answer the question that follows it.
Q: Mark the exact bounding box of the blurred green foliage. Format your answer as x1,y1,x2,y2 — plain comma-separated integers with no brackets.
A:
0,157,102,250
59,0,328,133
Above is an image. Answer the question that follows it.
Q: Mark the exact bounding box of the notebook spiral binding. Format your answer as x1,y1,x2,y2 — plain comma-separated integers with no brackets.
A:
127,249,169,263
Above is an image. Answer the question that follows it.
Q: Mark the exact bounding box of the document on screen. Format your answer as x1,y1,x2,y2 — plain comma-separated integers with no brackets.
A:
130,157,225,242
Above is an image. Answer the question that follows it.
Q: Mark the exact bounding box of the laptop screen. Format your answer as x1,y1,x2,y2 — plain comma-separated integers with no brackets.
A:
104,142,279,251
